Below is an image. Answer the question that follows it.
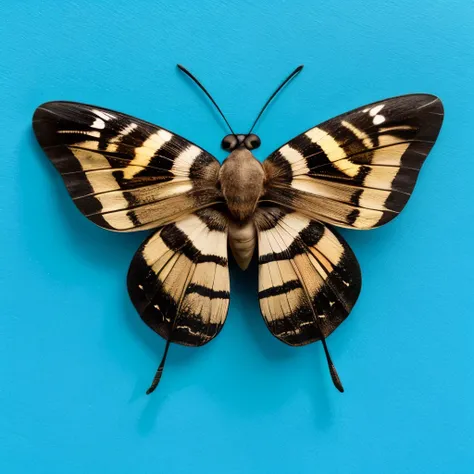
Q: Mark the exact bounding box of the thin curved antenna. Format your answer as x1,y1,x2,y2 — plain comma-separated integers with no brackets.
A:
247,65,304,135
177,64,236,136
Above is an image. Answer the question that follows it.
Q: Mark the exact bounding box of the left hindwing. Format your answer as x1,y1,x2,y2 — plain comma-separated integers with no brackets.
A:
262,94,443,229
33,102,222,232
127,208,230,347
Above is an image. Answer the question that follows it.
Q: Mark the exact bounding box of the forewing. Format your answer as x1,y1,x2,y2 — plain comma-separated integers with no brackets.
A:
255,207,361,346
263,94,443,229
33,101,222,231
128,209,230,346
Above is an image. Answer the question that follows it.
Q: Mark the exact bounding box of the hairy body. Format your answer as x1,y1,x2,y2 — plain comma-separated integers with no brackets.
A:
219,148,264,269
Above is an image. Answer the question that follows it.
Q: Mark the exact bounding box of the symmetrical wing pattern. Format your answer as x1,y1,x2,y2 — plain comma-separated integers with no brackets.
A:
33,90,444,394
33,102,222,231
254,207,361,346
127,209,230,347
263,94,443,229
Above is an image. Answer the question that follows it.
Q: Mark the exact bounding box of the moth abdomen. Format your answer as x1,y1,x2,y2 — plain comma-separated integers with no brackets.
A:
228,220,257,270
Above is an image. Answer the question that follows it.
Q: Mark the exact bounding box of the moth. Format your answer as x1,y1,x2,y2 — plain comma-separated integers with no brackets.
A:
33,65,443,394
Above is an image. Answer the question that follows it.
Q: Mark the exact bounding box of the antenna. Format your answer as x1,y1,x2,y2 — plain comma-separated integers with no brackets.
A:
247,65,304,135
177,64,236,136
146,338,172,395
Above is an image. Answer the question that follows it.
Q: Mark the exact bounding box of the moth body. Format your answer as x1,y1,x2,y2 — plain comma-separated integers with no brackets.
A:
219,147,264,269
219,147,264,222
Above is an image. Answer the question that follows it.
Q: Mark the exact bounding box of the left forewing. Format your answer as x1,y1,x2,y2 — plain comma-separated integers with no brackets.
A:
254,207,361,346
262,94,443,229
33,101,222,231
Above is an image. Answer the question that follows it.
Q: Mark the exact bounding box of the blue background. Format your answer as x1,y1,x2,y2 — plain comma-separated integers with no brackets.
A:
1,1,473,472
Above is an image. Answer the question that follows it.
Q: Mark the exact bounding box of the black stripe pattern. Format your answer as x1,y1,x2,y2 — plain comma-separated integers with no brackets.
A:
263,94,443,229
255,208,361,346
33,101,222,231
127,209,230,347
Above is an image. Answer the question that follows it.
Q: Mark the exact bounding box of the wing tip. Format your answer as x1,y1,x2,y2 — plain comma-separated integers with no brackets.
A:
32,100,67,121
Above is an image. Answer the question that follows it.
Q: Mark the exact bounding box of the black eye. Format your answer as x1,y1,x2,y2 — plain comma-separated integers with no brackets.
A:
244,134,261,150
221,134,238,151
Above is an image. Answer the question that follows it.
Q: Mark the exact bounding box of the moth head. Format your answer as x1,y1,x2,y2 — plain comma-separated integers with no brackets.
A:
221,134,261,152
177,64,302,154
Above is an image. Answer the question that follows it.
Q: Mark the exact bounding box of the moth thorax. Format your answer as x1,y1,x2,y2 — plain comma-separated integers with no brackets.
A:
219,148,264,221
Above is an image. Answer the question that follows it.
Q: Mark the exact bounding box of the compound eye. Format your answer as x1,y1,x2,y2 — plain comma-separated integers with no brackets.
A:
221,134,238,151
244,134,261,150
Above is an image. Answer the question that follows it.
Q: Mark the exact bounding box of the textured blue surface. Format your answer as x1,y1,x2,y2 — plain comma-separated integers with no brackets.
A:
1,1,473,472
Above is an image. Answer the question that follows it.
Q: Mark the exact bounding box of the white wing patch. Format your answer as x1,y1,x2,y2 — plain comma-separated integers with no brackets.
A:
279,144,310,175
368,104,386,125
175,214,227,259
171,145,202,176
91,118,105,129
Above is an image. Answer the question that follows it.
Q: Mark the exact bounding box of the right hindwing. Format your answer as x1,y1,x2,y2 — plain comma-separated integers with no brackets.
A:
33,101,223,232
254,207,361,346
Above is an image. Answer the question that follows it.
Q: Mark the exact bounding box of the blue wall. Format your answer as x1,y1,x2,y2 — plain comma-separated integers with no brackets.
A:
1,1,473,472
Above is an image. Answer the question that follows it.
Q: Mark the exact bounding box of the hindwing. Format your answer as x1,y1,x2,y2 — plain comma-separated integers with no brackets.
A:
255,207,361,346
127,208,230,347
